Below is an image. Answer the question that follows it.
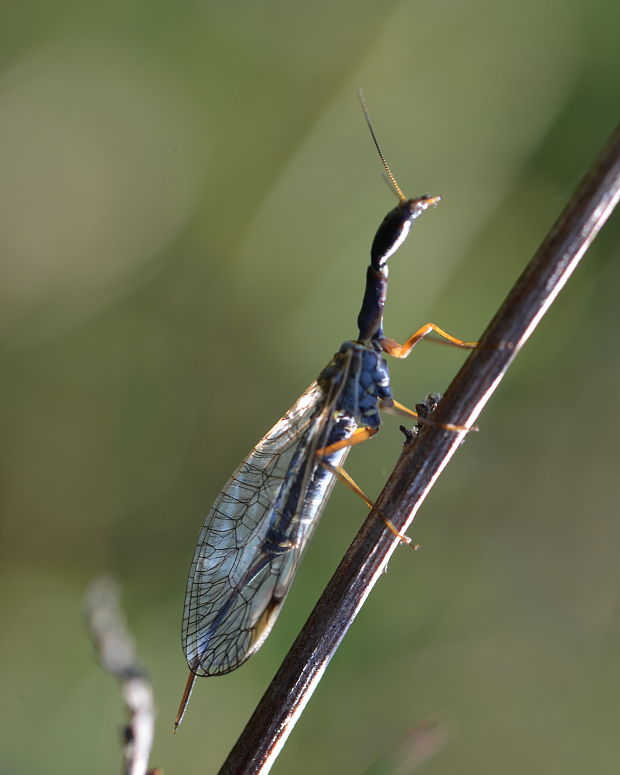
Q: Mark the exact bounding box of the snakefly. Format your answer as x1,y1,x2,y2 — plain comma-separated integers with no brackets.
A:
176,93,477,729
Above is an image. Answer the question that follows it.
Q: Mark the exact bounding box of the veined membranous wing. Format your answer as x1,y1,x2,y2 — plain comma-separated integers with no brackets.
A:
182,380,355,676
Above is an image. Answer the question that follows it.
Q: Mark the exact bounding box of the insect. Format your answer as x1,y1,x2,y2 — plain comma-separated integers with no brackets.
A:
175,93,477,729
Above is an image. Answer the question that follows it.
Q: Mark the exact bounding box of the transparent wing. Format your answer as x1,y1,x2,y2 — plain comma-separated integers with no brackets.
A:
182,378,352,676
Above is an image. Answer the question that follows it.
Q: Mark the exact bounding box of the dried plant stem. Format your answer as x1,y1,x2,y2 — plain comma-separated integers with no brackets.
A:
85,577,158,775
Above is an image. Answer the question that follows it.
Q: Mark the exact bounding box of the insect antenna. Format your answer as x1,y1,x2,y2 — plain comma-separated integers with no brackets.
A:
358,88,407,203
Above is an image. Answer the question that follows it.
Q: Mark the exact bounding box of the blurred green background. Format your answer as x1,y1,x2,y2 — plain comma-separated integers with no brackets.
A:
1,1,619,773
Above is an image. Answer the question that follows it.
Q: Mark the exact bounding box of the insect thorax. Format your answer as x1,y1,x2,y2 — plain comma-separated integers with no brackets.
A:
317,340,393,429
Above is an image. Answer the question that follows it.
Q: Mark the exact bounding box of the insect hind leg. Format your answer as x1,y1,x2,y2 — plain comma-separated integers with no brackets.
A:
316,428,414,546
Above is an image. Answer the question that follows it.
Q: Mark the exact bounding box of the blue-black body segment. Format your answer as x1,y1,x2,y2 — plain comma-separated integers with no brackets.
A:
356,265,387,342
358,196,437,342
370,203,413,268
261,414,355,554
318,340,393,430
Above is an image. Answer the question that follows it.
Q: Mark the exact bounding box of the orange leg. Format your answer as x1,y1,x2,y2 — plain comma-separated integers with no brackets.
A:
382,399,478,433
381,323,478,358
316,425,378,457
316,426,414,546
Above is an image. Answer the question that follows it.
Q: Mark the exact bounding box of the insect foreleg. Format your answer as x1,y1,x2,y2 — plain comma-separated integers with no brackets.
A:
381,324,478,357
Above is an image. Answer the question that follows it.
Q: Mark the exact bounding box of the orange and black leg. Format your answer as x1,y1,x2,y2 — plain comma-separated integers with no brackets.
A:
315,427,413,545
380,324,478,433
381,399,478,433
381,324,478,358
